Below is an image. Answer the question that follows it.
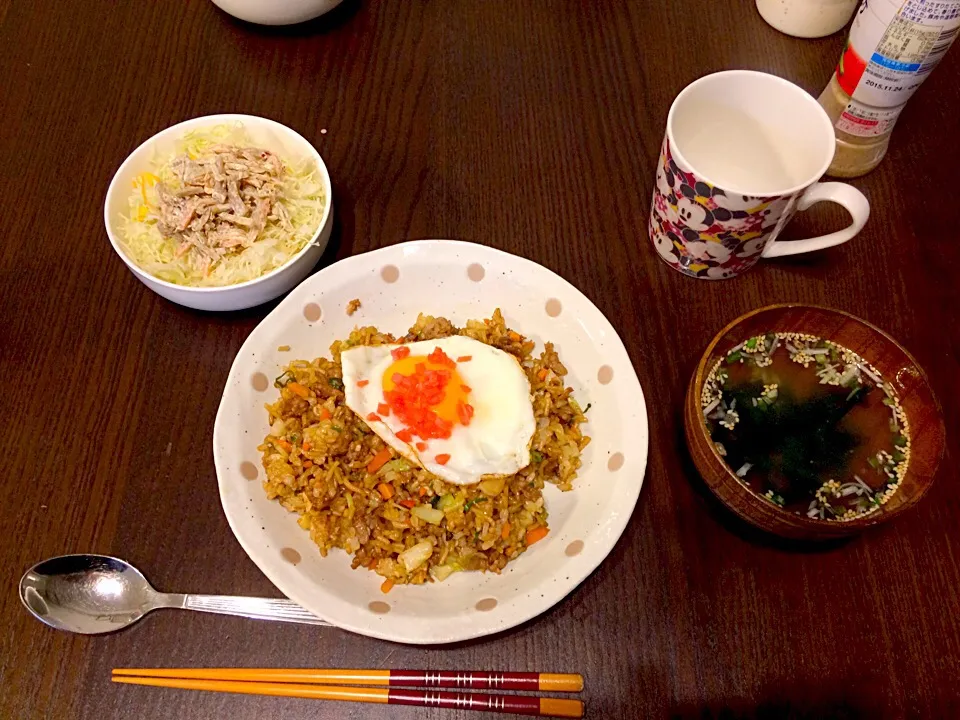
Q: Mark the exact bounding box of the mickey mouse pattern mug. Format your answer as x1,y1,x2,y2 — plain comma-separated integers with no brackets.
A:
649,70,870,280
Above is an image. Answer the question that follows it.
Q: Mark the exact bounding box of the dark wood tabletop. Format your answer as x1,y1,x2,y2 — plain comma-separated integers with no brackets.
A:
2,1,958,718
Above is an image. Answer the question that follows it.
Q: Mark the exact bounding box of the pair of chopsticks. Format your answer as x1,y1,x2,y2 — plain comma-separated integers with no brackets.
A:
112,668,584,718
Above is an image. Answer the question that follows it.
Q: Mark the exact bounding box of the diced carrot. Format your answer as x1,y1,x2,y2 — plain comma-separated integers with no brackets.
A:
457,356,472,363
427,347,456,368
525,526,549,545
460,384,472,393
287,382,311,399
396,428,413,442
399,499,416,509
367,448,392,474
537,368,549,380
501,522,512,540
416,442,428,452
391,346,411,360
275,439,293,452
303,460,313,469
457,400,474,426
356,379,369,388
377,482,395,500
367,557,378,569
301,442,312,451
435,454,451,465
381,578,395,594
418,487,428,497
508,331,522,341
319,407,332,421
367,412,381,422
377,403,391,416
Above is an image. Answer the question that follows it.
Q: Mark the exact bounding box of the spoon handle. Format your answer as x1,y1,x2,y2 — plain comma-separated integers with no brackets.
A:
174,594,333,626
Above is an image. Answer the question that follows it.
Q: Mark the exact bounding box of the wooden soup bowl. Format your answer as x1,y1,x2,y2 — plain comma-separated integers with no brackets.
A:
684,305,945,540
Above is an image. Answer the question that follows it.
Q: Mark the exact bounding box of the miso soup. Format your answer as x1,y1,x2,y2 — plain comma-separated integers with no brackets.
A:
701,332,910,521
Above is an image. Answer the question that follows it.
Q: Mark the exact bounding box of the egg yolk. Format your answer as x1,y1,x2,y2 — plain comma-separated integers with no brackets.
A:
380,346,474,440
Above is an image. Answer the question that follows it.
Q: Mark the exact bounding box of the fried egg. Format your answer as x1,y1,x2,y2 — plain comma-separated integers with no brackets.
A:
341,335,535,485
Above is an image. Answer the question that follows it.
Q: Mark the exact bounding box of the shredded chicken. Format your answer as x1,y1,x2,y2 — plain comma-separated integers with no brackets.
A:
152,144,289,272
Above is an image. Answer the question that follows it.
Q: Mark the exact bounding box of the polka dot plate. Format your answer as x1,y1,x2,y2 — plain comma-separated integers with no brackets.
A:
214,239,648,644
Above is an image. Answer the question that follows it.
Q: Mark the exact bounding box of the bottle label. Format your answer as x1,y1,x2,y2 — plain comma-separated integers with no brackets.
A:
835,100,904,136
835,0,960,109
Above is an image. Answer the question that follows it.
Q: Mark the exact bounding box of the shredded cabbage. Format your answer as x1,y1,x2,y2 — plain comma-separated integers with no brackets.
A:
119,123,326,287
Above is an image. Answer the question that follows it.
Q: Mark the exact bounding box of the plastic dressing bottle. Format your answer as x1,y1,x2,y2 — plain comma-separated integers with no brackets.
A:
818,0,960,177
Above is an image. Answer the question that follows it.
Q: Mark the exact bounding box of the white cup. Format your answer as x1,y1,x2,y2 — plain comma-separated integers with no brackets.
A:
756,0,859,38
649,70,870,279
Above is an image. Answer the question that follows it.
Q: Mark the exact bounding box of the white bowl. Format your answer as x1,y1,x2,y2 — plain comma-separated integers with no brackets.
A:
214,240,649,644
210,0,343,25
104,114,333,312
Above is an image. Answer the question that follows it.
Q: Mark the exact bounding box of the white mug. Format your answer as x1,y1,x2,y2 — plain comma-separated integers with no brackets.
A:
649,70,870,280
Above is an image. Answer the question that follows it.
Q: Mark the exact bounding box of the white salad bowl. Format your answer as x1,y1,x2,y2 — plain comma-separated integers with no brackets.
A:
104,114,333,312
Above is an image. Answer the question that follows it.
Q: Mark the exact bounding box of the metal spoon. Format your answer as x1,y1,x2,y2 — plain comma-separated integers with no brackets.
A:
19,554,331,634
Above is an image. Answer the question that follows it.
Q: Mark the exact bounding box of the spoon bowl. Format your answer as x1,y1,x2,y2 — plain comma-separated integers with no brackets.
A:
20,555,160,634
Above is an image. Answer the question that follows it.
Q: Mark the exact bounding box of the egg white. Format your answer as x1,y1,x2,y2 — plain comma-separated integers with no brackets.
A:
341,335,535,485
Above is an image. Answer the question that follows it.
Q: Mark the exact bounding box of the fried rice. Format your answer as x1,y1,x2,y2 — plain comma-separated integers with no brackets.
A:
258,309,590,590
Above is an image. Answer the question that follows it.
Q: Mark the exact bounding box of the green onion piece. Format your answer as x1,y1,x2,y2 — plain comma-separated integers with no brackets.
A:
274,370,295,387
463,497,488,512
893,450,906,462
726,350,742,364
328,377,344,390
745,337,758,350
894,435,907,447
430,495,442,509
868,456,880,469
531,450,544,463
331,425,343,433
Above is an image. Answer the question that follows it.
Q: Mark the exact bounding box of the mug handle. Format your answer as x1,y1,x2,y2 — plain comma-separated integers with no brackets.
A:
761,182,870,258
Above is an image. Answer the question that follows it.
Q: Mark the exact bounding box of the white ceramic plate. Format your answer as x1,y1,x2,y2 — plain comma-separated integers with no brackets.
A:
214,240,648,644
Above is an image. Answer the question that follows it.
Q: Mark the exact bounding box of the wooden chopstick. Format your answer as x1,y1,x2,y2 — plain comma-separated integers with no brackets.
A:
112,667,583,693
111,676,584,718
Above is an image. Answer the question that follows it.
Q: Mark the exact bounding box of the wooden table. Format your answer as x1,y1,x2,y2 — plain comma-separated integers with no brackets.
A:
2,1,958,717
